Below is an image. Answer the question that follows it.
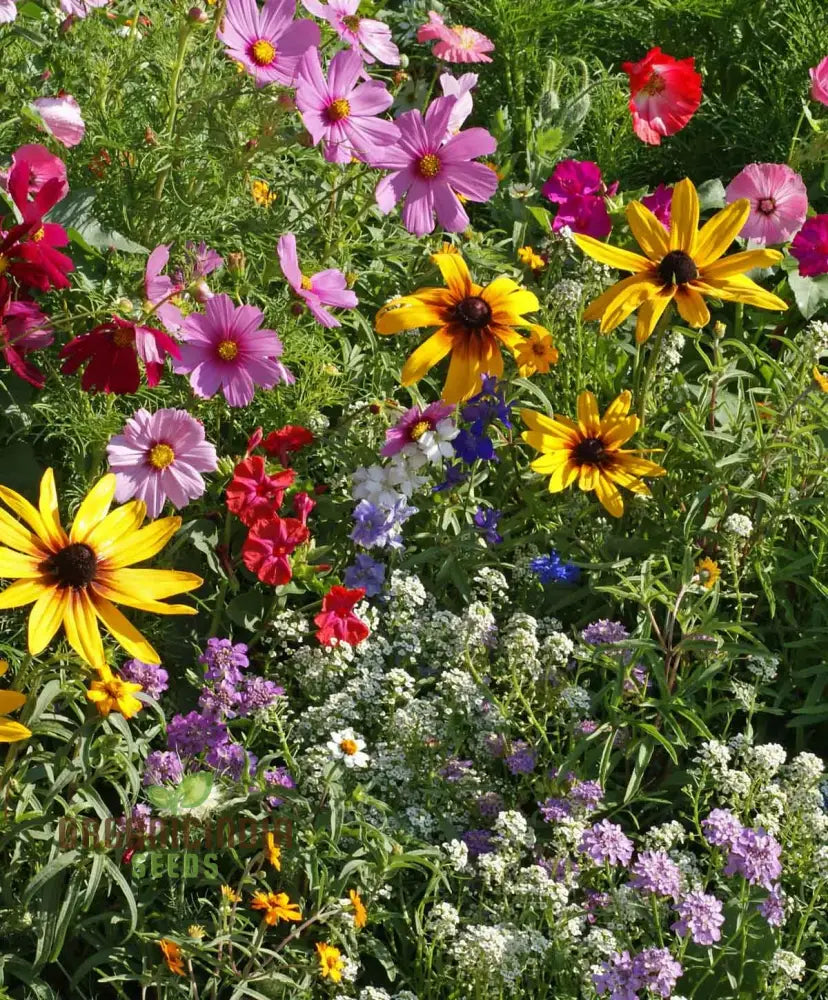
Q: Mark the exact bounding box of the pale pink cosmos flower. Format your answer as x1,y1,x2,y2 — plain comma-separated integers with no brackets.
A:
58,0,107,17
173,293,293,407
219,0,319,88
277,233,358,328
301,0,399,65
439,72,478,135
30,95,85,148
296,47,398,164
107,408,218,518
725,163,809,245
809,56,828,106
417,11,493,64
0,0,17,23
145,245,185,332
373,95,497,237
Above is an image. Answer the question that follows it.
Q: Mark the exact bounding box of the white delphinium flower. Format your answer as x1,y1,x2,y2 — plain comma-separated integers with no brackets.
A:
386,451,429,495
328,728,370,768
425,901,460,938
416,416,458,463
441,839,470,874
724,512,753,538
352,464,402,507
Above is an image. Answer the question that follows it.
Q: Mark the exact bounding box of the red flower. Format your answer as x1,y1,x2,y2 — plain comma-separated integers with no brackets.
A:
226,456,296,527
245,426,264,456
0,220,74,292
0,279,53,388
622,47,702,146
262,425,315,466
314,586,370,647
241,515,309,586
58,316,180,394
6,144,68,220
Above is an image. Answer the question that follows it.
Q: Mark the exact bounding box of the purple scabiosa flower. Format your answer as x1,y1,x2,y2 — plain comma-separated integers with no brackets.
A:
381,401,457,462
582,619,630,645
200,638,250,684
484,733,506,757
473,506,502,544
476,791,504,818
462,828,495,857
580,819,634,867
593,950,637,1000
343,553,386,597
207,741,257,780
758,885,786,927
671,890,725,945
432,462,469,493
701,808,743,849
143,751,185,787
218,0,320,88
120,659,169,701
264,766,295,807
629,850,682,899
723,828,782,890
236,676,284,716
539,797,572,823
505,740,536,774
439,758,473,782
530,551,581,584
570,779,604,810
167,711,229,757
633,948,683,997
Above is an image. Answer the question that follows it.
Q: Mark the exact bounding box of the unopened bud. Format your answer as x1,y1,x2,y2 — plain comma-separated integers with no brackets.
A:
277,94,296,111
290,302,305,317
713,320,726,339
191,277,213,304
245,138,258,151
115,297,134,314
227,251,246,274
345,271,357,287
187,5,207,20
59,14,76,32
144,127,158,146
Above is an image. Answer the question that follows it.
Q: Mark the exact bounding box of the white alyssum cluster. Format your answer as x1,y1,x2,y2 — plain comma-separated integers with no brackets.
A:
745,654,779,683
550,278,584,316
560,685,592,717
724,512,753,538
643,821,687,851
494,809,536,853
451,925,550,986
441,839,470,874
425,901,461,937
511,865,569,910
768,949,806,988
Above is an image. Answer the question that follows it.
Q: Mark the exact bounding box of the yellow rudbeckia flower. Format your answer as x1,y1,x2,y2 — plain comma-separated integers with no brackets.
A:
0,469,202,671
0,660,30,743
574,178,788,343
375,253,546,403
521,390,666,518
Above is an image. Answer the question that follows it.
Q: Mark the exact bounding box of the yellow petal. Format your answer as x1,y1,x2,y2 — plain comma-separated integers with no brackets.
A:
0,547,46,579
0,690,26,713
101,568,203,600
399,329,454,386
92,596,161,663
572,233,651,273
527,452,570,473
612,452,667,477
0,508,49,558
694,199,750,268
482,276,539,319
442,333,502,404
585,275,664,334
601,390,633,425
668,178,699,255
0,481,50,547
69,475,117,544
578,465,599,491
28,586,71,656
523,431,573,456
375,296,446,335
594,474,624,517
0,577,50,609
521,410,579,442
605,468,653,494
63,589,105,670
577,392,601,436
430,252,473,298
91,581,197,616
601,416,639,449
634,289,674,344
86,501,147,555
694,275,788,312
38,468,68,550
674,286,711,327
0,720,31,742
544,461,579,493
626,201,669,261
701,248,783,281
100,517,181,570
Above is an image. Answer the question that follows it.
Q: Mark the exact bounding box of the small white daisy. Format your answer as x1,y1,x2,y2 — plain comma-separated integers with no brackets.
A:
328,728,370,769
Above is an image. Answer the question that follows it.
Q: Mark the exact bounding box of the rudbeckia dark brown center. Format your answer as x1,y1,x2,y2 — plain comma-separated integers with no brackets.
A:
657,250,698,286
573,437,606,465
44,543,98,588
454,295,492,328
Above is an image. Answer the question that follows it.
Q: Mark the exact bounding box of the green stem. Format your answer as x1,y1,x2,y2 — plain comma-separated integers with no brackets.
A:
733,301,744,342
154,20,195,202
207,509,234,637
787,106,806,165
636,308,672,427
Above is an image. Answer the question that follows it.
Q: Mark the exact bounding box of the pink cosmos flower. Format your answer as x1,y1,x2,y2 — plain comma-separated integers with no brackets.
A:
725,163,808,245
417,11,493,64
301,0,399,65
373,95,497,237
381,401,455,459
622,47,702,145
58,0,106,15
277,233,358,328
145,245,184,331
1,144,68,207
219,0,319,88
30,95,85,148
296,47,398,165
810,56,828,105
439,72,478,135
0,278,53,388
0,0,17,23
106,407,218,518
791,215,828,278
641,183,672,229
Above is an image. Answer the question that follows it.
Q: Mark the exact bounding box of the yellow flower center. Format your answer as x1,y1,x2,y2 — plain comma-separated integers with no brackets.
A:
217,339,239,361
410,420,431,441
641,72,666,96
339,738,358,755
31,227,45,242
452,26,476,50
418,153,441,179
326,98,351,122
250,39,276,66
148,443,175,469
0,255,8,275
112,328,135,348
300,275,313,290
342,13,360,30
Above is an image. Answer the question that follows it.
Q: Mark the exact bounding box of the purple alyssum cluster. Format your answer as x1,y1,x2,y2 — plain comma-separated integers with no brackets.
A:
594,947,683,1000
120,659,169,701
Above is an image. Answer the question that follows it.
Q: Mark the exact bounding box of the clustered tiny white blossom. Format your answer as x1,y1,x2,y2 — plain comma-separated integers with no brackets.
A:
550,278,584,316
498,613,541,680
724,512,753,538
745,653,779,683
305,410,330,433
425,901,461,937
540,630,575,673
494,809,535,854
560,685,592,717
694,739,731,775
473,567,510,608
767,949,806,989
458,600,498,650
477,851,510,890
730,678,757,712
354,989,391,1000
441,839,470,874
404,805,437,837
511,865,569,910
643,820,686,851
450,925,550,986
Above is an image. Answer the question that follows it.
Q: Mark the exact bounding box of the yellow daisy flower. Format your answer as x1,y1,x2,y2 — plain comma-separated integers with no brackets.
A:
515,326,559,376
375,252,545,403
220,884,241,903
574,178,788,343
264,832,282,870
813,366,828,393
521,390,666,518
349,889,367,929
250,890,302,926
0,469,202,671
0,660,30,743
695,557,721,590
86,669,144,719
316,942,345,982
251,179,275,207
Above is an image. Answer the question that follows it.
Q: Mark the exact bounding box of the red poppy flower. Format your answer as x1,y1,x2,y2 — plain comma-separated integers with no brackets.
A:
226,456,296,527
622,47,702,145
58,316,180,394
262,425,315,466
241,515,310,586
314,586,370,647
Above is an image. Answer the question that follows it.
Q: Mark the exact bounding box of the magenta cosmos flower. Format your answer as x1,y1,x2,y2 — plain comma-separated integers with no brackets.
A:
219,0,319,88
107,408,218,518
30,95,85,148
725,163,808,245
277,233,357,327
373,95,497,237
173,293,293,407
381,401,456,460
0,278,53,388
296,47,398,164
1,143,68,206
810,56,828,105
145,245,184,331
791,215,828,277
301,0,399,65
417,11,493,63
58,0,106,16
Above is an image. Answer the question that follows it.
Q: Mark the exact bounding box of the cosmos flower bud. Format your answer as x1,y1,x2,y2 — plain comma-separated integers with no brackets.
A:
227,251,245,274
187,5,207,21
